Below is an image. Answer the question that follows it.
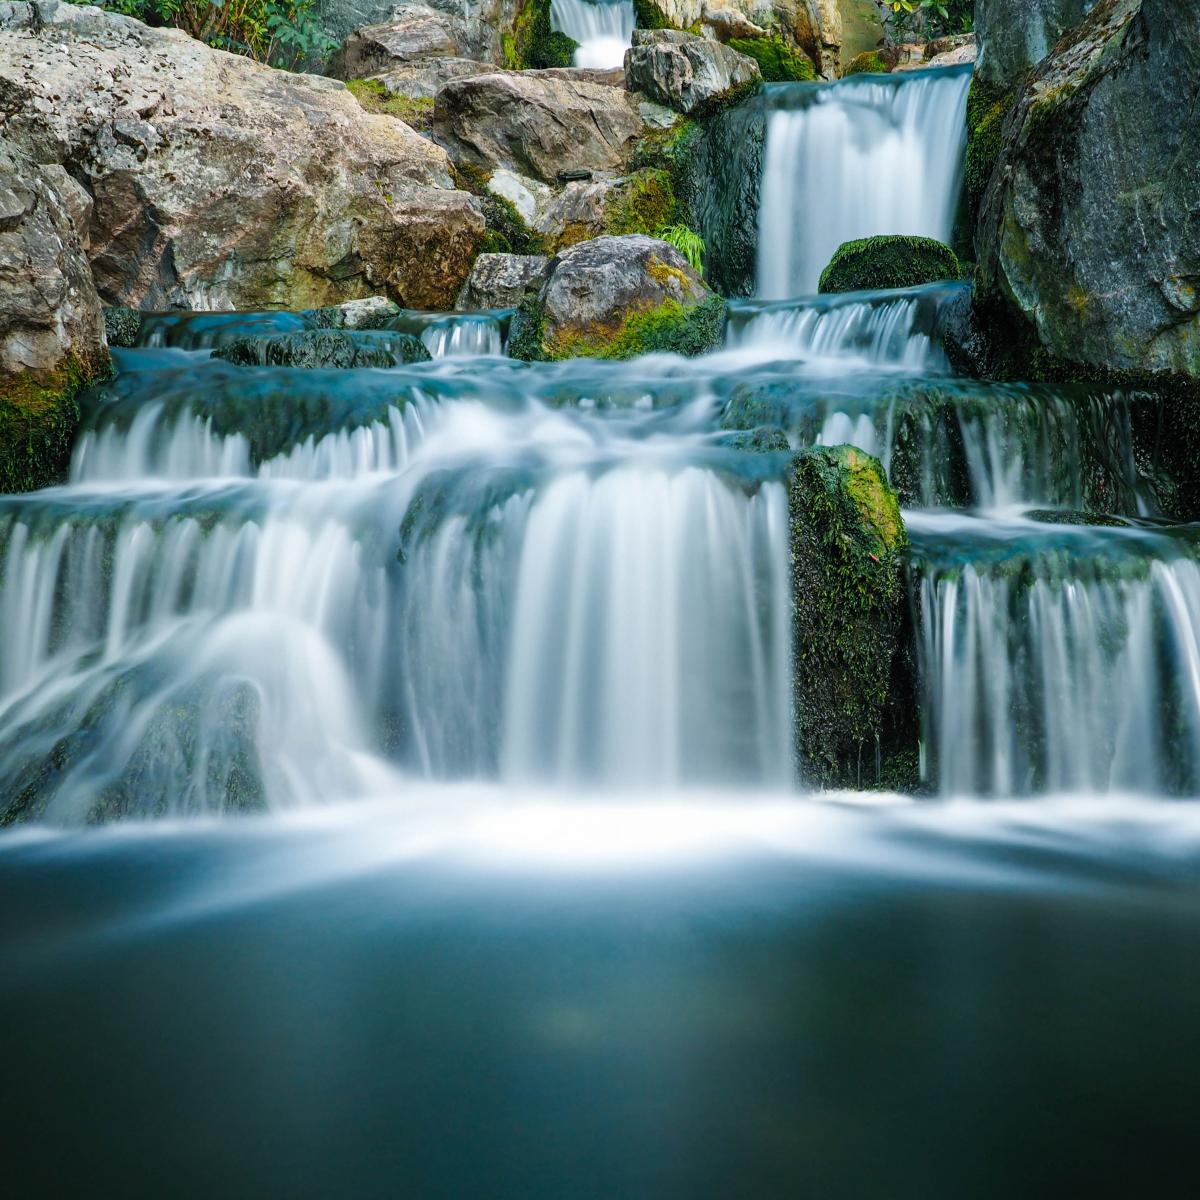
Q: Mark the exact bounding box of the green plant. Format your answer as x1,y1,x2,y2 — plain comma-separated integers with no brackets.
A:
881,0,973,40
658,224,705,273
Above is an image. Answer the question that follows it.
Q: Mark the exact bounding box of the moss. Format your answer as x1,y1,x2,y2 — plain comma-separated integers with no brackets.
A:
789,444,909,788
818,235,962,294
346,78,435,133
633,0,673,30
728,36,819,82
964,74,1017,229
844,50,888,76
602,169,678,236
0,354,109,494
515,293,726,362
454,163,547,258
505,0,578,69
104,307,142,348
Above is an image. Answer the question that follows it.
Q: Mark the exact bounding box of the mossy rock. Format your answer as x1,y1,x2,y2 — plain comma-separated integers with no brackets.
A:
504,0,578,69
728,36,818,82
346,79,435,134
602,168,678,237
0,355,108,494
789,444,909,788
844,50,889,76
213,330,431,369
818,235,962,294
104,306,143,348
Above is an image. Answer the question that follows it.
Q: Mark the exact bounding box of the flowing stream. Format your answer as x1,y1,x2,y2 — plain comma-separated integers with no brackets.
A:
2,62,1198,1197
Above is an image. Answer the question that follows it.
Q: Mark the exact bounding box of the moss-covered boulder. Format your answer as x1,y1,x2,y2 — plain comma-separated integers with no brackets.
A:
843,50,888,76
818,235,962,294
509,234,725,361
789,444,909,788
0,137,109,494
728,35,818,82
213,330,431,369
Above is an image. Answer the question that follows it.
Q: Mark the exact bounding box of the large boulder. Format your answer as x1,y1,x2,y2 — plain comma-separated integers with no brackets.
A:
509,234,725,360
0,2,485,310
329,7,490,81
433,71,646,184
623,29,760,115
0,136,108,493
976,0,1200,381
975,0,1099,88
456,252,551,308
317,0,516,58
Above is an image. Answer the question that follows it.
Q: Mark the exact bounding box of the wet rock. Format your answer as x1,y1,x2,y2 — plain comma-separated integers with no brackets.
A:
311,296,402,330
818,236,962,294
0,136,108,493
213,330,431,369
623,29,760,115
103,307,143,348
789,444,909,788
0,2,484,310
433,71,646,184
456,253,551,309
509,233,724,360
976,0,1200,381
975,0,1099,88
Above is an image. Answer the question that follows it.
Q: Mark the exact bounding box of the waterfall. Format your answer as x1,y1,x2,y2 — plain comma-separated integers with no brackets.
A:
756,67,972,298
550,0,635,70
909,513,1200,796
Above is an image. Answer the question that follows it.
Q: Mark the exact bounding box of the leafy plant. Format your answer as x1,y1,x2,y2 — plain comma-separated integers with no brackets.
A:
880,0,973,41
658,224,705,274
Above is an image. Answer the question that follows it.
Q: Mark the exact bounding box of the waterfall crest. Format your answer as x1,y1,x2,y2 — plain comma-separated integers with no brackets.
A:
549,0,634,69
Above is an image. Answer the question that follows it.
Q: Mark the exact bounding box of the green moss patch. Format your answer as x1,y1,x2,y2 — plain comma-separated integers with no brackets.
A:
346,78,435,133
603,169,678,236
964,74,1017,225
789,444,909,787
728,36,818,82
844,50,888,76
818,235,962,294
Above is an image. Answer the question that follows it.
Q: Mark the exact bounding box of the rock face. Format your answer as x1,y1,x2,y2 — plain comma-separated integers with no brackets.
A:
624,29,760,115
0,2,485,310
433,71,646,183
789,444,909,789
976,0,1200,380
456,253,550,309
0,136,108,493
510,234,725,360
975,0,1099,87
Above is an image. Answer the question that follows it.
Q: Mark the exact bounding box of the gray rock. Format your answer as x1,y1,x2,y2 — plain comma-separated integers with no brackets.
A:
433,71,646,184
372,57,494,99
312,296,402,329
316,0,517,59
623,29,760,116
0,4,485,310
213,330,431,369
975,0,1099,87
329,8,472,78
104,306,143,348
456,253,551,309
976,0,1200,380
514,234,723,360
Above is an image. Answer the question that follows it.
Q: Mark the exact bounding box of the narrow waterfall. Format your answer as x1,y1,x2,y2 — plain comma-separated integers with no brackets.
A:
909,514,1200,796
756,67,971,297
550,0,635,70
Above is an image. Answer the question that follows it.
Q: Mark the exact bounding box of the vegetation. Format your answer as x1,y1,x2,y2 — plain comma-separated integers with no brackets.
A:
818,235,962,293
502,0,578,69
881,0,974,40
346,80,434,134
844,50,889,76
66,0,336,69
658,225,705,273
789,444,909,788
603,169,678,237
728,36,818,83
964,75,1017,223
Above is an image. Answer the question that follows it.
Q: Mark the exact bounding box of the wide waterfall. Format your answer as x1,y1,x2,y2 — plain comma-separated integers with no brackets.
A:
757,67,972,297
550,0,635,69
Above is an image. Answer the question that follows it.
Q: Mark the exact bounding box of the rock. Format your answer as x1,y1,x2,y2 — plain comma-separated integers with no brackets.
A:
975,0,1099,88
727,35,819,81
329,9,474,78
212,330,431,369
894,32,976,71
623,29,760,115
818,236,962,294
456,253,551,308
363,58,494,100
311,296,402,329
0,135,108,493
976,0,1200,381
317,0,517,60
778,0,843,78
789,443,908,788
509,233,725,360
843,49,889,75
103,307,142,348
0,3,485,310
433,71,646,184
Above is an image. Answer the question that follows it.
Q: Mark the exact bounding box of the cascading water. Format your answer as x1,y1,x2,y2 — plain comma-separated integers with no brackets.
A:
756,67,972,297
549,0,635,69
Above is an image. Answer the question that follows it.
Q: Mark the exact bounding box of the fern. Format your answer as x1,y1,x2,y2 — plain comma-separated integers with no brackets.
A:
657,224,706,275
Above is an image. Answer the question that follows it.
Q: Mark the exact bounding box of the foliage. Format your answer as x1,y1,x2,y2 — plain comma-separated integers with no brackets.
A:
880,0,973,40
818,235,962,294
603,169,677,237
66,0,336,70
657,224,705,273
728,36,818,82
346,79,434,133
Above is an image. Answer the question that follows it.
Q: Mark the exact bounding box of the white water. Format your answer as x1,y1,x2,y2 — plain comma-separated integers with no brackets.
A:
550,0,635,69
757,68,972,298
